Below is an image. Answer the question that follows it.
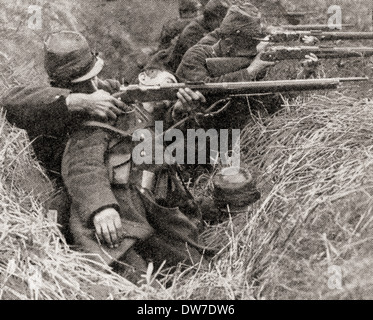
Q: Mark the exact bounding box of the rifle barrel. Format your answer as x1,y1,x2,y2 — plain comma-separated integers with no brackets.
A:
266,11,316,17
270,31,373,42
262,46,373,61
338,76,369,82
116,78,368,104
280,24,355,31
286,11,316,16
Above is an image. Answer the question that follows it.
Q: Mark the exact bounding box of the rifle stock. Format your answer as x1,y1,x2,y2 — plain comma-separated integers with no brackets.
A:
114,77,368,104
206,46,373,77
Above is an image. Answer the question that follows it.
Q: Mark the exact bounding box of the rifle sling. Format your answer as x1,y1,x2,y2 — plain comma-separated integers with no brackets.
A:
83,99,232,140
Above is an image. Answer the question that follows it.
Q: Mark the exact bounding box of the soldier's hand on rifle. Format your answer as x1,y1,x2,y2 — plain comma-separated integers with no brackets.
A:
247,51,277,77
66,90,125,122
96,78,121,94
298,53,320,79
301,53,319,70
256,35,273,52
93,207,124,249
301,35,319,45
172,88,206,121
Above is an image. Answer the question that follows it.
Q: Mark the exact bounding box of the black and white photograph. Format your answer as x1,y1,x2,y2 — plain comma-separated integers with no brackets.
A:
0,0,373,304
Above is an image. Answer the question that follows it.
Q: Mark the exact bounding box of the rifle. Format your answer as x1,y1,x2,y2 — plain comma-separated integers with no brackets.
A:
265,11,316,18
283,11,316,18
113,77,368,104
206,46,373,77
265,11,316,25
264,30,373,42
279,24,355,31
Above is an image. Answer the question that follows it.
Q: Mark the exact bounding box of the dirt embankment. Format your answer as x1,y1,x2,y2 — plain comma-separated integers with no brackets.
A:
0,0,178,93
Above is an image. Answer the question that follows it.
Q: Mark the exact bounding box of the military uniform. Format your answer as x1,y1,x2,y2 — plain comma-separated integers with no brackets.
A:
176,44,258,83
4,30,217,275
167,0,230,72
158,0,201,51
62,106,213,269
1,79,121,242
175,3,265,83
158,17,195,51
198,28,220,46
1,79,120,186
167,17,211,72
176,4,285,128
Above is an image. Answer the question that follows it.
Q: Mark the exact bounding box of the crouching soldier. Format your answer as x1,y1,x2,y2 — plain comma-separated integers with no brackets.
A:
38,32,219,283
1,33,126,243
62,68,261,283
62,101,217,282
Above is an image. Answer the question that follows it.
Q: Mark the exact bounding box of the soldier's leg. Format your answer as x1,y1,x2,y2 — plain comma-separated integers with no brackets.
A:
134,234,210,271
112,248,150,285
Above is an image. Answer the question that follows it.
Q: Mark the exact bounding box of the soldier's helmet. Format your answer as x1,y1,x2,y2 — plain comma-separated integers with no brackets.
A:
203,0,231,20
44,31,104,84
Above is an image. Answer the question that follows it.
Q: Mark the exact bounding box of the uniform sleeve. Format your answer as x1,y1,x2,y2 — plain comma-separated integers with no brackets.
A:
1,86,72,137
198,29,220,46
62,127,120,225
179,23,205,54
168,23,207,72
158,19,182,50
176,46,256,83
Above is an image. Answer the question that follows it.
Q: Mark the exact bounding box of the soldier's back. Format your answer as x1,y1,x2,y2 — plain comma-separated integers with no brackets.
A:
158,17,195,51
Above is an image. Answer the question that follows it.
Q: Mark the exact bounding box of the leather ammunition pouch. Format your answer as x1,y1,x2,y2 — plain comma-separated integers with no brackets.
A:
107,153,132,185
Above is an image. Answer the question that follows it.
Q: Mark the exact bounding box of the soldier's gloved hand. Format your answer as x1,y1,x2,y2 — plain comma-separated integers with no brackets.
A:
301,35,319,45
93,208,124,249
172,88,206,121
66,90,125,122
247,52,277,77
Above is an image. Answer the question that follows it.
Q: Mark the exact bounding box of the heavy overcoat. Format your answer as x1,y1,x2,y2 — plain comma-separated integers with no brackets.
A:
1,79,121,185
61,106,212,267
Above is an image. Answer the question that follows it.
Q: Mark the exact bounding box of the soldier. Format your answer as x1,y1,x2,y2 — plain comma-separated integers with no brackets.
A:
158,0,202,51
176,3,319,133
1,35,127,241
176,2,319,83
1,31,207,245
145,0,203,74
175,4,276,83
166,0,231,72
2,75,124,191
50,34,217,282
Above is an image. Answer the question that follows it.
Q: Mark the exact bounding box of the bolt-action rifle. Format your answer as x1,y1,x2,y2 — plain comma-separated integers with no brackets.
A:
279,24,355,31
206,46,373,77
265,11,316,25
262,30,373,42
113,77,368,104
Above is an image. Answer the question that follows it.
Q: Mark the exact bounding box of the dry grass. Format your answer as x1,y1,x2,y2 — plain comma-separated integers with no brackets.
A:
238,93,373,299
0,114,149,300
1,0,373,300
